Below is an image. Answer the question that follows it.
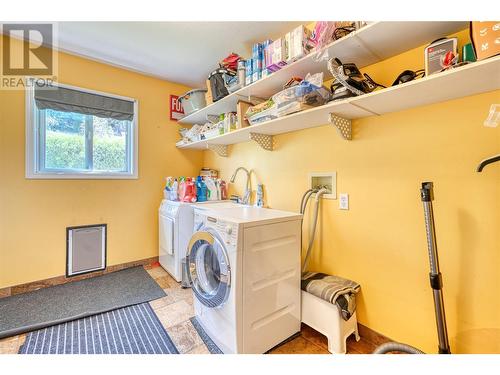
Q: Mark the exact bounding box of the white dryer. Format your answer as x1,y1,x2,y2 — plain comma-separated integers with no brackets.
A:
186,206,303,353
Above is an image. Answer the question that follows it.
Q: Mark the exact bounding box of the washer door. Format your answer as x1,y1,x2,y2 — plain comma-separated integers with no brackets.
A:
187,229,231,308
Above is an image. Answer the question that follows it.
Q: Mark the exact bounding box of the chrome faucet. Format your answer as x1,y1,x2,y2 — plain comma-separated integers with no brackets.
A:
230,167,251,205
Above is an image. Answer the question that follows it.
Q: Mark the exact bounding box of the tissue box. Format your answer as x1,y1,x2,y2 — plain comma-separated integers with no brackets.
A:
265,38,287,72
285,25,311,63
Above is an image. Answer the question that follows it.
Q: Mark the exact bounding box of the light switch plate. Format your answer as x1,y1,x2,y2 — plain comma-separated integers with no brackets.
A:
339,193,349,210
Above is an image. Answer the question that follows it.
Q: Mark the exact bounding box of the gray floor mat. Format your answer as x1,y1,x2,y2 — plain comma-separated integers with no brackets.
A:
0,266,165,339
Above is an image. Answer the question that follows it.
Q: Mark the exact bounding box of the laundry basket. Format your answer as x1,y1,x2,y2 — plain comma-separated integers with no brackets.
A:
179,89,208,115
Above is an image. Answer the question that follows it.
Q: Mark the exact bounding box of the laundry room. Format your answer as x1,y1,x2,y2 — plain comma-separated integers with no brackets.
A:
0,1,499,373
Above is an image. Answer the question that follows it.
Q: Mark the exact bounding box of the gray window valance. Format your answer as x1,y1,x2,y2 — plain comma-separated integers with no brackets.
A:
34,85,135,121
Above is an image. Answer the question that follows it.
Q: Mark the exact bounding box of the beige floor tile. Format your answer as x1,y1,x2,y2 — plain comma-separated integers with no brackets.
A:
147,266,169,280
0,335,22,354
166,286,193,303
149,294,176,310
187,344,210,354
155,276,177,290
155,300,194,329
167,320,203,353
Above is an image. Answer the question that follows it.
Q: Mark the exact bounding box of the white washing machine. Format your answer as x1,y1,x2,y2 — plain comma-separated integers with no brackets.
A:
186,206,303,353
158,200,236,282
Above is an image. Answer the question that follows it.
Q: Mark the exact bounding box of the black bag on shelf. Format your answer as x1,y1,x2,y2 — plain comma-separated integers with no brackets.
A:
208,68,235,102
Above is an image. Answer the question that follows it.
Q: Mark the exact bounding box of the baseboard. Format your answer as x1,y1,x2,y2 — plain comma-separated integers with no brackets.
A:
0,256,159,299
357,323,392,347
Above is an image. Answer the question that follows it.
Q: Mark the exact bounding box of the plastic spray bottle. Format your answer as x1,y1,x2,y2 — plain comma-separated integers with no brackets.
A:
164,177,172,200
182,177,196,203
178,177,186,202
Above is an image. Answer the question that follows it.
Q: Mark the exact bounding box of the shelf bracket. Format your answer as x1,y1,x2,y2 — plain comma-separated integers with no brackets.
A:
250,133,273,151
329,114,352,140
207,144,228,157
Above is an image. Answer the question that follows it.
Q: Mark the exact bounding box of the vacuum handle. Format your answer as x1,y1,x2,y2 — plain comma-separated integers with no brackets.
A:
420,182,451,354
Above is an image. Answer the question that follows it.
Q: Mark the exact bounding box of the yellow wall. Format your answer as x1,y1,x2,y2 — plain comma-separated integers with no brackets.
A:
204,29,500,353
0,36,204,288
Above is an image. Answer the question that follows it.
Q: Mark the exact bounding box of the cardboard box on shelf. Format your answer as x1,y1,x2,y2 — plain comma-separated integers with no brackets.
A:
285,25,311,63
205,79,213,104
470,21,500,61
265,38,288,72
236,100,252,129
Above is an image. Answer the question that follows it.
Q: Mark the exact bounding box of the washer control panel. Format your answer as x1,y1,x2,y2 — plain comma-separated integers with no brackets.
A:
213,219,238,247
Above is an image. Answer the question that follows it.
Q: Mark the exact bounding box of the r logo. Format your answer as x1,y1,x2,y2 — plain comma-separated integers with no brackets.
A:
2,23,53,75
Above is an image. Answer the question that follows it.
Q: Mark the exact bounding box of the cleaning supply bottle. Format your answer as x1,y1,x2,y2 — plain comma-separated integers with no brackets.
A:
255,183,264,207
164,177,172,199
171,178,179,201
196,176,207,202
216,179,222,200
205,177,218,201
220,180,228,200
178,177,186,202
183,177,197,203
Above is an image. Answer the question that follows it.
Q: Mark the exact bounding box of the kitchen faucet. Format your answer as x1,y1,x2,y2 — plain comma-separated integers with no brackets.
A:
230,167,252,205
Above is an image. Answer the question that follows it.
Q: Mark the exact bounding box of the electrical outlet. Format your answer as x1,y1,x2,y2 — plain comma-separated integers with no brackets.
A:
339,193,349,210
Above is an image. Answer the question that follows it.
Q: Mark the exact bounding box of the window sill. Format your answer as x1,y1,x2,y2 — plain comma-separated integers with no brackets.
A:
25,171,138,180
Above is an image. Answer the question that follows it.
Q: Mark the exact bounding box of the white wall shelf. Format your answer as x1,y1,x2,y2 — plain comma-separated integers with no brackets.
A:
178,21,468,125
177,56,500,153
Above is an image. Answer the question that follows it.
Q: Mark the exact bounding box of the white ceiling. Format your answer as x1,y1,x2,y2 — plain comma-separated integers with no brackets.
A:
56,22,306,87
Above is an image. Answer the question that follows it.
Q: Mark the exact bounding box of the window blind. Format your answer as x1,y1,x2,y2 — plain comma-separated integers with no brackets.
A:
34,85,134,121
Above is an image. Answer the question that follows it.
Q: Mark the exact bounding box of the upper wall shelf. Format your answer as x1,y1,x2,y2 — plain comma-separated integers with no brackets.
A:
178,21,468,125
177,55,500,150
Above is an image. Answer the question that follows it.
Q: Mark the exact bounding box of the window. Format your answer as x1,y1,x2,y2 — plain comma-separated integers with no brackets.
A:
26,80,138,179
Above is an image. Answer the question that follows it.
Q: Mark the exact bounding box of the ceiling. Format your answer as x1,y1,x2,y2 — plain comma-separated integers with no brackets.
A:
56,22,306,87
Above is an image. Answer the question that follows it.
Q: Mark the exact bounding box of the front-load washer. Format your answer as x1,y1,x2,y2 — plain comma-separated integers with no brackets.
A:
187,206,303,353
159,200,237,282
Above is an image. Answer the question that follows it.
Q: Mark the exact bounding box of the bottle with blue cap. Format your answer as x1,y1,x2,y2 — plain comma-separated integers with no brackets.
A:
196,176,207,202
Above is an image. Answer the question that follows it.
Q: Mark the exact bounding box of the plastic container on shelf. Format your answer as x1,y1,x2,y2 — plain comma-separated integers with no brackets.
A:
178,89,208,115
247,105,278,125
272,73,331,113
277,101,314,117
203,127,221,139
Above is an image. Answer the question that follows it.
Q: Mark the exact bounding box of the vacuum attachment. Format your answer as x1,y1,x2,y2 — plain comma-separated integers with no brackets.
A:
328,58,385,100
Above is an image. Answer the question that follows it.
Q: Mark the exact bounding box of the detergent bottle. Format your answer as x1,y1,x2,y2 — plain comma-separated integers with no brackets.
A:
178,177,186,202
171,178,179,201
196,176,207,202
205,177,218,201
184,177,197,203
220,180,228,200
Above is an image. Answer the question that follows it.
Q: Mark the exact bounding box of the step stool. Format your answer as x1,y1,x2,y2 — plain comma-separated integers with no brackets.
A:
301,289,360,354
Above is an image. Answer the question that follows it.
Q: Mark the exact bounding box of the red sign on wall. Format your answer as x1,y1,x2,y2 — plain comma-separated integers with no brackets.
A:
170,95,184,121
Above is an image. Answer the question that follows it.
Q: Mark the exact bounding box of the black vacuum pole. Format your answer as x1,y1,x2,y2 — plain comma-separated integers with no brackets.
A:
420,182,451,354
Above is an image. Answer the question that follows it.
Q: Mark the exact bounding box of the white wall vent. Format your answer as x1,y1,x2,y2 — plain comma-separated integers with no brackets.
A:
66,224,107,277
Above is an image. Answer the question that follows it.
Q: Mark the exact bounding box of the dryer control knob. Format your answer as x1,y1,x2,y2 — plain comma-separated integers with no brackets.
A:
225,225,232,235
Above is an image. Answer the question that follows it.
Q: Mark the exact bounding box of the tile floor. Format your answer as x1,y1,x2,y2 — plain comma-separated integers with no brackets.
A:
0,265,381,354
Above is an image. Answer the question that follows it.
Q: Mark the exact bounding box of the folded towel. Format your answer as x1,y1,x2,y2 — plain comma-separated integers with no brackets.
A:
301,272,360,321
